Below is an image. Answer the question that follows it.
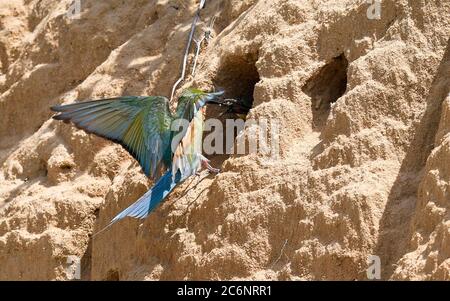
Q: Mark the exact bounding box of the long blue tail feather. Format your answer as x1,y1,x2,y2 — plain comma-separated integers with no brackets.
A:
93,170,183,237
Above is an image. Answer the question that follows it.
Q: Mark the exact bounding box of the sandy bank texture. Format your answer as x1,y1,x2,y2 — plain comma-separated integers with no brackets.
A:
0,0,449,280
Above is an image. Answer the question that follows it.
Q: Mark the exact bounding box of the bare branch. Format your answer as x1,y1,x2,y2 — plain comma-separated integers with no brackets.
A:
170,1,208,101
191,15,216,76
270,239,288,269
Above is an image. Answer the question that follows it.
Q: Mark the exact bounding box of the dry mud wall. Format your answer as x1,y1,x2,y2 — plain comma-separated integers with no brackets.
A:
0,0,449,280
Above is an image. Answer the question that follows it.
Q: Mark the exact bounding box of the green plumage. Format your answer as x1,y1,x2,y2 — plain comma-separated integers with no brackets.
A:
51,89,225,180
51,88,233,229
51,96,173,178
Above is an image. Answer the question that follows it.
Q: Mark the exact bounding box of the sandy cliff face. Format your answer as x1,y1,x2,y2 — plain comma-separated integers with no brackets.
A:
0,0,449,280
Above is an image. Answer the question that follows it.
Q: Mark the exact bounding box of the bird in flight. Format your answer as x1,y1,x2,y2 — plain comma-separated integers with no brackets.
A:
51,88,228,234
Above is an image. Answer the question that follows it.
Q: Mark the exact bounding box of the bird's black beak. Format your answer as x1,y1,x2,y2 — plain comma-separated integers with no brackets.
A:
205,90,237,106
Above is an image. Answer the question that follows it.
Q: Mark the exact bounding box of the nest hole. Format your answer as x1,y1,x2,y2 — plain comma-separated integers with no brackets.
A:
205,54,260,167
59,163,73,171
214,53,260,116
302,54,348,129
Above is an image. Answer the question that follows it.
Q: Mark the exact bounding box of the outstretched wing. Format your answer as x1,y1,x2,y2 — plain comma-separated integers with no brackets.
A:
51,96,173,179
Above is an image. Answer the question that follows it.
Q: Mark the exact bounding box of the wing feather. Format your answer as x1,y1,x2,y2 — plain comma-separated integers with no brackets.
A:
51,96,173,179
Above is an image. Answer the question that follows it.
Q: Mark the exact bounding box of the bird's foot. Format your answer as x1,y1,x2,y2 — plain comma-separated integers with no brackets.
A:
207,166,221,174
201,158,220,174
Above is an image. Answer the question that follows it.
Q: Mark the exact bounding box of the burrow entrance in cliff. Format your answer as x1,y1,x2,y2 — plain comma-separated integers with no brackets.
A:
213,53,259,112
302,54,348,130
205,53,260,166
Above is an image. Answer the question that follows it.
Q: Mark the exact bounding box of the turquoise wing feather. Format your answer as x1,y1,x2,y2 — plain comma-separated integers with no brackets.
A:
51,96,173,179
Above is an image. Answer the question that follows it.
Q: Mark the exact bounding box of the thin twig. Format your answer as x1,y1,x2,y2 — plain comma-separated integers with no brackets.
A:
191,36,206,76
170,1,207,101
270,239,288,269
191,15,216,76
